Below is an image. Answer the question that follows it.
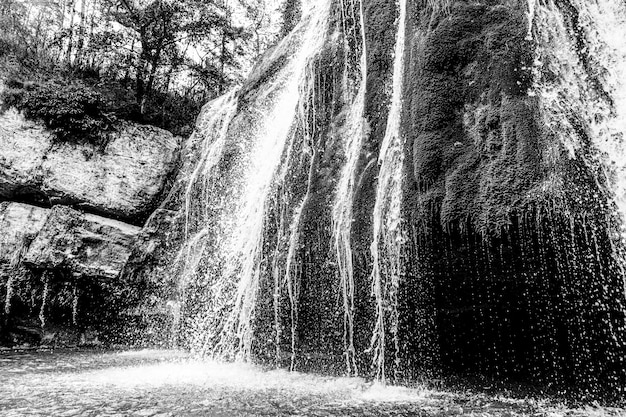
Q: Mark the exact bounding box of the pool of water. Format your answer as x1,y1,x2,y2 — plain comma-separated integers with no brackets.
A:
0,349,622,416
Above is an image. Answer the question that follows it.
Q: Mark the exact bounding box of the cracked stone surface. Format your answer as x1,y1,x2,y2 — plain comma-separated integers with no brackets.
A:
0,108,181,222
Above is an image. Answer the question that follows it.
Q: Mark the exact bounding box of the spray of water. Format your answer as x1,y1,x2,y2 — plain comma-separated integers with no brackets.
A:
369,0,408,382
175,0,331,362
530,0,626,342
532,0,626,259
171,91,240,348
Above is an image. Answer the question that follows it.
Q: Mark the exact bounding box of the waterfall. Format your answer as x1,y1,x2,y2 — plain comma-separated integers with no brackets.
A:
369,0,407,382
175,0,331,361
533,0,626,260
529,0,626,366
173,90,239,350
159,0,626,389
331,0,368,376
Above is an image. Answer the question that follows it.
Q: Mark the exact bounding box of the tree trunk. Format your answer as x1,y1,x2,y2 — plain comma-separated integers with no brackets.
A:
66,0,76,65
219,30,226,94
75,0,88,67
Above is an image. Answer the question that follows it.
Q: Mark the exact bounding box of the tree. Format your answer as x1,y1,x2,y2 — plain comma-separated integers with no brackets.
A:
103,0,250,112
1,0,283,135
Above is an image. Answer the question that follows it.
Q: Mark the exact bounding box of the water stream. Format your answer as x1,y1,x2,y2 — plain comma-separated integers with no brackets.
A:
369,0,408,382
331,0,368,377
174,0,331,361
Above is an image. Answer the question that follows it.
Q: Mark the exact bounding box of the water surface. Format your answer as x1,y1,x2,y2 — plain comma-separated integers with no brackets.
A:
0,349,622,416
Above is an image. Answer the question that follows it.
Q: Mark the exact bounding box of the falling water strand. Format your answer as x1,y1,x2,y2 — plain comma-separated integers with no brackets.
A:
219,0,331,362
72,281,79,326
183,90,241,241
172,91,240,340
271,192,288,366
278,0,336,368
284,198,306,370
39,271,51,329
4,247,21,316
332,0,368,376
4,236,31,317
268,55,319,366
3,274,14,317
370,0,408,382
283,110,320,370
526,0,538,41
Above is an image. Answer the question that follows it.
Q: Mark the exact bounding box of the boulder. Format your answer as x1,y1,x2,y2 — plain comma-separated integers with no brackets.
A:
0,109,181,223
0,202,49,263
23,205,140,279
0,109,53,203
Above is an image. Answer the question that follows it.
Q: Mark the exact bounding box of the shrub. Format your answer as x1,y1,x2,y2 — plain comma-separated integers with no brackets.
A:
1,79,114,145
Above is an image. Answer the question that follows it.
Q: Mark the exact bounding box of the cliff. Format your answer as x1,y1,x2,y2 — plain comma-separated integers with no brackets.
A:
0,108,181,223
0,100,181,346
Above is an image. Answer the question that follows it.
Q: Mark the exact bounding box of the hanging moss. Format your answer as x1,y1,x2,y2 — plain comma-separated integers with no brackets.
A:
404,3,549,234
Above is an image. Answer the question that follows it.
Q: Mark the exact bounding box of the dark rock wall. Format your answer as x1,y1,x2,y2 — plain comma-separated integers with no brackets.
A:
399,0,626,396
0,100,179,346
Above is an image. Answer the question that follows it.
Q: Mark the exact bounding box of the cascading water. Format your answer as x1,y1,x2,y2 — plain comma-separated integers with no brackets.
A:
148,0,626,395
172,90,239,349
532,0,626,269
174,0,331,361
526,0,538,40
331,0,368,376
369,0,408,381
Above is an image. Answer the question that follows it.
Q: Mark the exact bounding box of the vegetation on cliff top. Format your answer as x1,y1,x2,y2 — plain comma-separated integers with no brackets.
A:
0,0,289,139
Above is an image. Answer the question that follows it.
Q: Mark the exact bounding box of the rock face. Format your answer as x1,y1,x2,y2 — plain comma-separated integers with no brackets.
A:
0,201,140,345
0,110,53,203
0,101,177,344
0,202,49,263
0,108,181,223
24,206,140,279
0,202,139,279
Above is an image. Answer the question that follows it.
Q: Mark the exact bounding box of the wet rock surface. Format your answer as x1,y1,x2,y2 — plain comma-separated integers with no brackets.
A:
1,349,622,417
0,202,139,279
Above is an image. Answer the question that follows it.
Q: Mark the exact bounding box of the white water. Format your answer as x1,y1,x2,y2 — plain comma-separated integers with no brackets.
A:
175,0,331,361
369,0,408,382
9,350,608,417
532,0,626,251
172,91,239,349
332,0,368,376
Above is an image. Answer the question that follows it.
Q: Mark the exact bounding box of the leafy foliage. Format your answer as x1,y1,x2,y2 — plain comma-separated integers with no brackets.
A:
1,79,113,144
0,0,284,138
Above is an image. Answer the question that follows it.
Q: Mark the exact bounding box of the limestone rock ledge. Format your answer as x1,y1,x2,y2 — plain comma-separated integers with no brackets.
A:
0,202,139,279
0,108,181,223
